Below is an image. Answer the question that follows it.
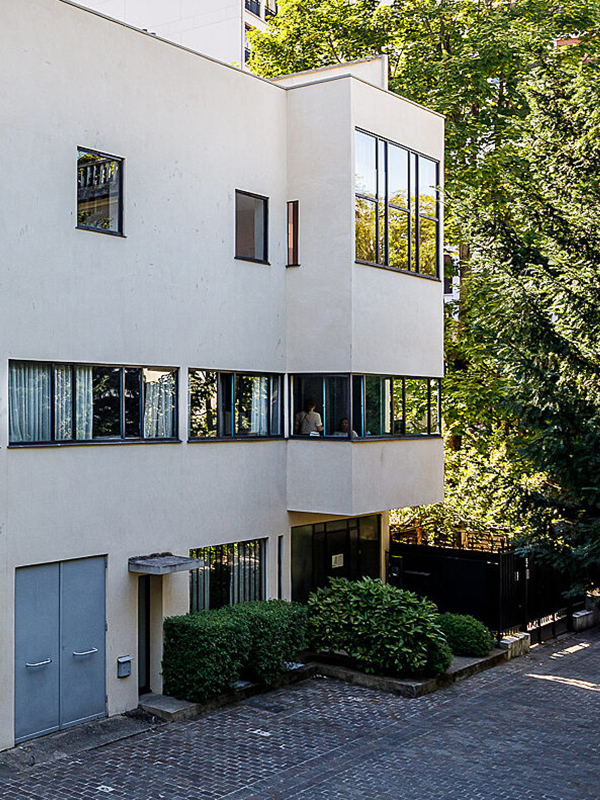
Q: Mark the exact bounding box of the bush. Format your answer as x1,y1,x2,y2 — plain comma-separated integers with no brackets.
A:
162,600,309,702
308,577,451,678
437,613,493,657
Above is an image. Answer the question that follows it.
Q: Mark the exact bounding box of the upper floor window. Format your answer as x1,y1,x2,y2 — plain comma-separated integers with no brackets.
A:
355,130,439,277
287,200,299,266
189,370,282,439
9,361,177,444
235,190,268,263
245,0,261,17
77,148,123,235
291,373,441,438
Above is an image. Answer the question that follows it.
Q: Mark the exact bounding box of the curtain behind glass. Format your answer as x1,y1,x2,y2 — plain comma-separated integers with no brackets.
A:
9,362,51,442
75,366,93,439
54,364,73,440
143,369,176,438
249,376,269,435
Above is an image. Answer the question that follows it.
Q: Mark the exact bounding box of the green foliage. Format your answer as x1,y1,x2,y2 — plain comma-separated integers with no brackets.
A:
437,613,493,657
162,600,309,701
308,577,452,677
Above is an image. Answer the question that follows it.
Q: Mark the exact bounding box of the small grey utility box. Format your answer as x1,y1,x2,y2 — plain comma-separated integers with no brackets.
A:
117,656,133,678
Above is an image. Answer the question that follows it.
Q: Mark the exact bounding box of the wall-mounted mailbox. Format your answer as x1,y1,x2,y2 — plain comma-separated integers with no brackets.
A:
117,655,133,678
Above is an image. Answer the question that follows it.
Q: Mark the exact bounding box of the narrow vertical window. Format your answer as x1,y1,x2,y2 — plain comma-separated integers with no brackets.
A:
77,148,123,234
235,190,268,262
287,200,299,266
8,362,51,443
355,131,377,262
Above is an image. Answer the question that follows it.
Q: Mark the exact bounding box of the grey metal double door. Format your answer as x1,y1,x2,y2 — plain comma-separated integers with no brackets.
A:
15,557,106,743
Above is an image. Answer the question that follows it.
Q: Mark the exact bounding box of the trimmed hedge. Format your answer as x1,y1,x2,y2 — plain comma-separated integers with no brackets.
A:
308,577,452,678
162,600,308,702
437,613,493,657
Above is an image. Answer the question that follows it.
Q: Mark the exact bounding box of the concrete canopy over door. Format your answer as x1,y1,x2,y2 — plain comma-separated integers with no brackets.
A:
14,557,106,744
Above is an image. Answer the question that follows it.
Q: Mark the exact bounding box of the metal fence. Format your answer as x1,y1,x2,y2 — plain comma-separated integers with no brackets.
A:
388,539,584,643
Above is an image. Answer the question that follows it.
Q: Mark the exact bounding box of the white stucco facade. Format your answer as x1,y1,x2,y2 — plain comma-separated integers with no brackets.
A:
0,0,445,751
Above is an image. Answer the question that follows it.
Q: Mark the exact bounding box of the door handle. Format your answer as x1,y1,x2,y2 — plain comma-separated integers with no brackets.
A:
26,658,52,667
72,647,98,657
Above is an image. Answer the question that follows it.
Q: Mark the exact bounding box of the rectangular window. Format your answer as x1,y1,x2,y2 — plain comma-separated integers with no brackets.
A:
355,130,439,277
189,538,266,612
77,148,123,234
188,370,282,439
235,190,268,263
287,200,299,266
9,361,177,444
290,373,441,439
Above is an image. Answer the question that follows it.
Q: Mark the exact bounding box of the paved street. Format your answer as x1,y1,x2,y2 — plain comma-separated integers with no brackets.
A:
1,629,599,800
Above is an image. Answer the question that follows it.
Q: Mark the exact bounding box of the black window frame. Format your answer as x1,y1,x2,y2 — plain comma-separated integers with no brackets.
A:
235,189,269,264
76,147,124,237
287,200,300,266
8,360,178,446
354,129,440,278
289,373,442,439
188,369,283,440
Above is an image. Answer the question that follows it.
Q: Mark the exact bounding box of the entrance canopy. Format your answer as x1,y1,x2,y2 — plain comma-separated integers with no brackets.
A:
128,552,203,575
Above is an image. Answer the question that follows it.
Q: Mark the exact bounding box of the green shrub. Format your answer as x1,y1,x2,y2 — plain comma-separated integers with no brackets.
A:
308,577,450,678
162,600,309,701
219,600,309,684
437,613,493,657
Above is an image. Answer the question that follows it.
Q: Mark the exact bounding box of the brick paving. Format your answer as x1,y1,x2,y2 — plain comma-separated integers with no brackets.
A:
1,629,599,799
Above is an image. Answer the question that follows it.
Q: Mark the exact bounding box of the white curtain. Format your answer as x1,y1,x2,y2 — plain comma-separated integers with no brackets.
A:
143,370,175,438
54,364,72,440
250,375,269,435
75,365,93,439
8,362,51,442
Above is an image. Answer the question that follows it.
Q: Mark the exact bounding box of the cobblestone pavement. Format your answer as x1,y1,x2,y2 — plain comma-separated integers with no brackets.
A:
1,629,599,800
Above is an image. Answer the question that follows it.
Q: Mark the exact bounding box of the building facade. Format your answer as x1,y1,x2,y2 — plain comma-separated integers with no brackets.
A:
0,0,444,750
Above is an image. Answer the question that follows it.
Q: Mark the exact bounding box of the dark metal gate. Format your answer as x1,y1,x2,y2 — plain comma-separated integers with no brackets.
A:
388,542,583,643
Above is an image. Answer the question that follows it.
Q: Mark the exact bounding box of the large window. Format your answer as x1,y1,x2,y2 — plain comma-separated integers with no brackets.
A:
291,373,441,438
189,370,282,438
9,361,177,444
190,538,266,612
355,130,439,276
77,148,123,235
235,190,268,263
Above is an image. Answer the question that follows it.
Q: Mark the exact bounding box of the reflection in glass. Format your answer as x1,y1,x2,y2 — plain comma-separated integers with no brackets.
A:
92,367,121,438
219,374,234,437
388,208,409,270
404,378,429,434
354,131,376,197
355,197,377,261
365,375,392,435
430,379,441,434
270,375,282,435
235,191,267,261
388,144,409,209
189,370,218,438
419,217,438,276
352,375,364,437
125,368,141,438
77,150,122,233
392,378,404,435
419,156,438,217
235,374,269,436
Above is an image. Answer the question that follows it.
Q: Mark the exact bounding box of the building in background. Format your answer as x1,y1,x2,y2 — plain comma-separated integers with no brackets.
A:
0,0,444,751
78,0,278,66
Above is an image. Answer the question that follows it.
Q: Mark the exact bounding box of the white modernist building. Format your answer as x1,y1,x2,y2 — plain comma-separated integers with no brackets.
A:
78,0,277,66
0,0,444,751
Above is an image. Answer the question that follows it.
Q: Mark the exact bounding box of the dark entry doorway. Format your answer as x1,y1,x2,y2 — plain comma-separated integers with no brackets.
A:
138,576,151,695
291,515,381,602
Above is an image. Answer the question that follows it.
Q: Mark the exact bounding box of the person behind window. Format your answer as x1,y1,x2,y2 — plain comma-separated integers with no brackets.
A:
294,398,324,436
334,418,358,438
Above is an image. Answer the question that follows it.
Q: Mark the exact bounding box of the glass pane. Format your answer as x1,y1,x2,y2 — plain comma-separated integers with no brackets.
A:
355,197,377,262
92,367,121,438
8,361,51,442
293,375,324,436
405,378,429,435
270,375,282,435
75,365,93,440
410,153,418,271
124,369,141,438
352,375,364,437
291,526,314,603
419,156,438,218
219,373,234,437
388,144,409,209
358,516,381,578
235,374,269,436
388,208,409,270
236,192,266,261
77,150,121,233
378,139,386,200
354,130,376,197
324,375,349,437
365,376,392,436
430,379,441,434
54,364,73,440
392,378,404,435
419,217,438,276
189,370,217,438
143,369,176,439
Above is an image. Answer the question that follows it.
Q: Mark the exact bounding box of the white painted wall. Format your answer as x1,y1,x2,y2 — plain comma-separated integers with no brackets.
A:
0,0,444,750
